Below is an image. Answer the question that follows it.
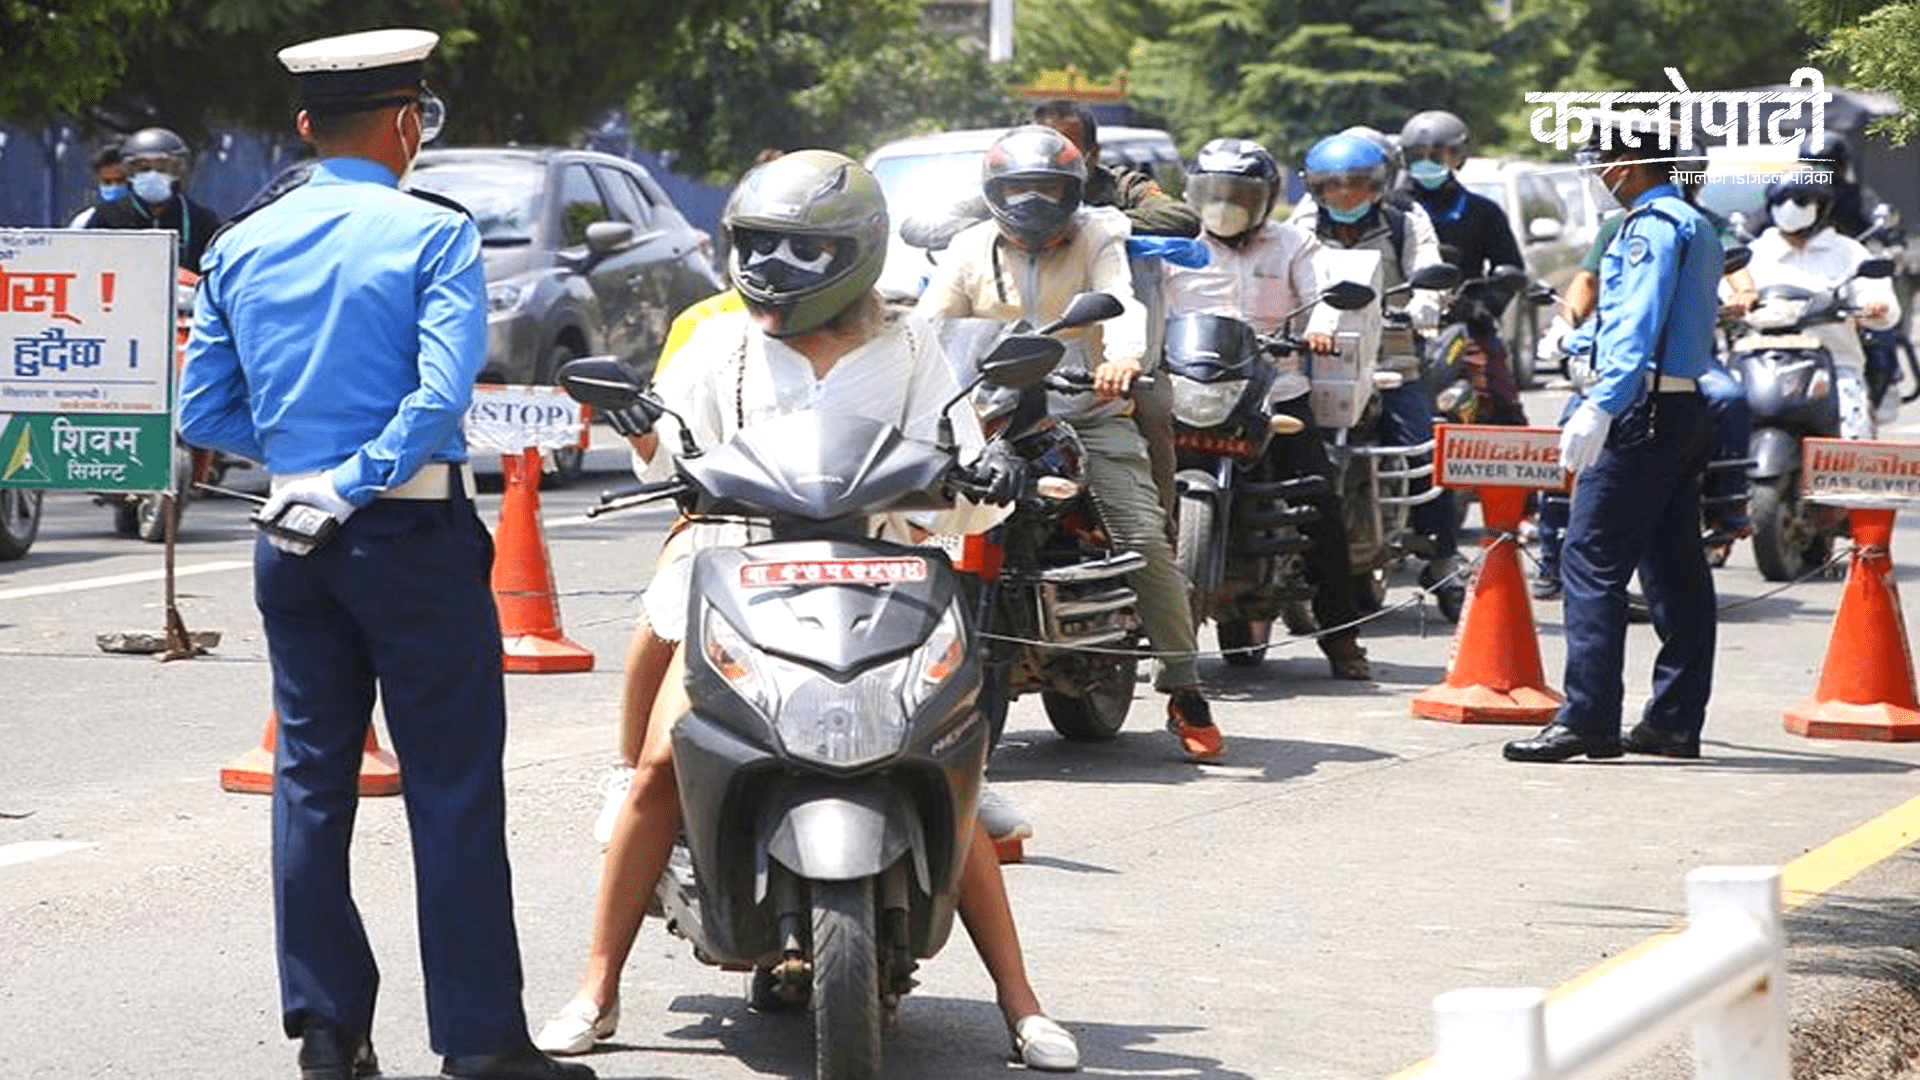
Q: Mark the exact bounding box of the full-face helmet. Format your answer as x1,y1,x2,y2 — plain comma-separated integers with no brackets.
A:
723,149,889,337
981,125,1087,250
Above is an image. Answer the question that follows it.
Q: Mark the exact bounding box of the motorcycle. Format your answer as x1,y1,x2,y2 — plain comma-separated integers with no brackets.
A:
0,487,40,560
1734,256,1898,581
937,293,1147,741
556,318,1077,1080
1161,281,1377,664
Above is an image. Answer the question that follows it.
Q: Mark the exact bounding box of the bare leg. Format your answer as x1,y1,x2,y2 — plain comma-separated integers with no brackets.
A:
617,619,673,764
956,819,1043,1027
572,645,689,1011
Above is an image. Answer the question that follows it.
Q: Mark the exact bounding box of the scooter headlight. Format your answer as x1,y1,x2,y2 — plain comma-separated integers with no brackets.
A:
1172,376,1248,428
902,604,966,713
1745,299,1807,330
702,607,776,718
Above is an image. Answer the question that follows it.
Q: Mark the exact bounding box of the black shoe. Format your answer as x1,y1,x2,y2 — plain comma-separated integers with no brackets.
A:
1623,721,1702,759
1626,590,1652,624
1503,724,1624,763
441,1043,595,1080
299,1019,378,1080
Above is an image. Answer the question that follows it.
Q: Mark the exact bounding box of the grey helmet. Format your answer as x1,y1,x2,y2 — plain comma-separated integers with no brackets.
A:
121,126,191,174
981,125,1087,249
723,150,889,338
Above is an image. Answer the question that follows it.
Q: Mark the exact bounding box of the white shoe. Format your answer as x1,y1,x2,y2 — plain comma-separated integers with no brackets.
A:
593,764,634,846
534,996,618,1056
1010,1014,1080,1071
977,786,1033,841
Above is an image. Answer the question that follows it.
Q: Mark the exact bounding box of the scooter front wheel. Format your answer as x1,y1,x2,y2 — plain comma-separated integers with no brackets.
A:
1750,479,1826,582
811,877,882,1080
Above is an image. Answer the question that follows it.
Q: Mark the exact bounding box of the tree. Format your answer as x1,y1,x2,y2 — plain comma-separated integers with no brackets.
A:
627,0,1017,183
1797,0,1920,140
0,0,168,121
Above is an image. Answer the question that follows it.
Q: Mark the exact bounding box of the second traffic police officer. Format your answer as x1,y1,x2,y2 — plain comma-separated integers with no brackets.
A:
178,27,594,1080
1504,113,1722,764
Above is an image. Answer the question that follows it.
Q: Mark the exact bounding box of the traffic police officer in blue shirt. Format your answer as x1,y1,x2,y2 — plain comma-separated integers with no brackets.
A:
177,28,594,1080
1504,114,1722,764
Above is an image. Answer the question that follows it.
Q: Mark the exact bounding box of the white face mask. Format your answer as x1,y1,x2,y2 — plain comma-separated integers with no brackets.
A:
1200,201,1254,239
131,170,173,203
394,106,420,185
1771,199,1819,233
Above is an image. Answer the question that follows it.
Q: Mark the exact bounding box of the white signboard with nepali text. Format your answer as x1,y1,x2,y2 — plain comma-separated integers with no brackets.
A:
0,229,176,492
1434,424,1570,490
1802,438,1920,508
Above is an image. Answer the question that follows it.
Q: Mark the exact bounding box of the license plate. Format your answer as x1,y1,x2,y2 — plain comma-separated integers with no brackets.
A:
1733,333,1820,351
738,557,929,588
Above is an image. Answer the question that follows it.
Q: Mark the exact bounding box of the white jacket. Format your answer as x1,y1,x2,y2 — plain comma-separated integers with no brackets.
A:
1747,226,1901,375
1161,221,1340,402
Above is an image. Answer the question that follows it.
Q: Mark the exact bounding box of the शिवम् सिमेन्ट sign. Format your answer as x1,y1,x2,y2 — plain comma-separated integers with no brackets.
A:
0,228,177,492
1802,438,1920,508
1434,424,1570,490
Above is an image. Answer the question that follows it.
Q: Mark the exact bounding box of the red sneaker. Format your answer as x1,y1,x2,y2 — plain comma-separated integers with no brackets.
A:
1165,688,1223,761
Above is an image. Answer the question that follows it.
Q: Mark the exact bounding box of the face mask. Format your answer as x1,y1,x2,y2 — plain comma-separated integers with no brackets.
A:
130,170,173,203
1326,199,1374,225
97,182,128,204
1771,199,1819,233
1199,201,1254,239
1408,160,1451,189
394,106,421,185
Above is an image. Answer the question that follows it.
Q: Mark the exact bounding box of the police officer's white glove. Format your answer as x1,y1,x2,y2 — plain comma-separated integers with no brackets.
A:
1405,294,1442,334
1536,315,1574,363
258,473,357,555
1559,400,1612,475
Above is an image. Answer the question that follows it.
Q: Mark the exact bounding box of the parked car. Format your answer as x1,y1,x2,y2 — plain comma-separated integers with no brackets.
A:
1455,157,1590,386
864,125,1184,299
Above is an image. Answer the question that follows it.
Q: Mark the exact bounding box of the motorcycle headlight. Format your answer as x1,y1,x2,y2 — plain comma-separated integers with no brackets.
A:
487,280,532,314
1172,376,1248,428
703,607,776,718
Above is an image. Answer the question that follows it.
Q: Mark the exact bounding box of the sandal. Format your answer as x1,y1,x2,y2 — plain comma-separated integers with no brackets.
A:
533,996,618,1056
1010,1014,1080,1072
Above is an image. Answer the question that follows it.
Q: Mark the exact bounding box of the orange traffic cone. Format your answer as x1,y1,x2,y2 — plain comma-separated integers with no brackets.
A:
1784,508,1920,740
492,447,594,673
1412,486,1565,723
220,710,402,796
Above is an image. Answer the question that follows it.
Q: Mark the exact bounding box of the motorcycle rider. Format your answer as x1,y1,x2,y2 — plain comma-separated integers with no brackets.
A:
535,150,1080,1072
1397,109,1528,425
85,126,223,273
1745,170,1901,441
67,138,127,228
1162,137,1372,680
1800,129,1903,420
1290,132,1464,607
916,124,1223,762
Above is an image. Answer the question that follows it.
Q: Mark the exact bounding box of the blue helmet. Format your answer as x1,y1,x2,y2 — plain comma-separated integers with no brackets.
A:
1303,134,1388,202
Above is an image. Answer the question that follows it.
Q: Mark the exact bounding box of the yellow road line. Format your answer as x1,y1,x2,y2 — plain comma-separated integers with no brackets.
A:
1385,788,1920,1079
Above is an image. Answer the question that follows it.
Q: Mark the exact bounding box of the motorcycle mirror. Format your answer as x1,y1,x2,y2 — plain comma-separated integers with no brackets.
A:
980,335,1067,388
1526,281,1558,306
1319,280,1377,310
1857,257,1896,280
557,356,644,410
1722,245,1752,275
1410,263,1463,291
1491,264,1529,287
1037,292,1124,335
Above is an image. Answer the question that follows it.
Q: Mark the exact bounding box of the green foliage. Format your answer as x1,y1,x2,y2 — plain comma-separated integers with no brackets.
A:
1815,2,1920,140
0,0,168,120
1014,0,1171,82
627,0,1017,183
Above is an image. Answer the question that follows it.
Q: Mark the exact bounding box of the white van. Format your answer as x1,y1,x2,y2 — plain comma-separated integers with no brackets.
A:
864,125,1184,299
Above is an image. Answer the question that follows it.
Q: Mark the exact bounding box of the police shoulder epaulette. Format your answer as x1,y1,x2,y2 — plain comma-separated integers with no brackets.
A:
409,188,473,220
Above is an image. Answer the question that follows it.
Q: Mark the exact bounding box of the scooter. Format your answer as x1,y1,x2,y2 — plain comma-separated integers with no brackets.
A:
1734,256,1898,581
936,293,1146,741
557,313,1080,1080
1161,281,1377,664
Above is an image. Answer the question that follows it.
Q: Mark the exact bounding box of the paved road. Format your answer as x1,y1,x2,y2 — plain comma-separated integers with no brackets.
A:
4,394,1920,1080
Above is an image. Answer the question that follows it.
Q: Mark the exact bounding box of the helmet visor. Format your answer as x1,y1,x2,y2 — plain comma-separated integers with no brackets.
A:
1187,174,1269,237
1303,160,1386,197
730,228,853,297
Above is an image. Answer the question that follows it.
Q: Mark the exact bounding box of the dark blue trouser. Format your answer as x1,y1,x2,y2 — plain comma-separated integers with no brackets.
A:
1557,392,1716,740
256,488,528,1056
1378,381,1458,559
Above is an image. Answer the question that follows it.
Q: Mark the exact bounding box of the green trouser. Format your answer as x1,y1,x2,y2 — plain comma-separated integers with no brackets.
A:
1070,413,1199,690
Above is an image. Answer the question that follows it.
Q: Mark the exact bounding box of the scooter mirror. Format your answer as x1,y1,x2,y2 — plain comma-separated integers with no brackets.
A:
980,335,1067,389
1526,282,1558,306
1037,292,1124,335
1320,280,1377,310
1722,245,1752,275
1857,257,1896,280
557,355,645,410
1491,264,1529,288
1410,263,1463,291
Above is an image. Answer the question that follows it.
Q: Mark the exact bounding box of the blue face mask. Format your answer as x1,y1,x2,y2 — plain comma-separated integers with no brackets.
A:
1408,160,1451,189
1326,200,1374,224
98,182,128,203
131,170,173,204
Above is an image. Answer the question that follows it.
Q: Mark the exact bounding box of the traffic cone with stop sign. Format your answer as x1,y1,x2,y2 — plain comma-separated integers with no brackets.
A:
220,711,401,796
1411,486,1564,723
492,447,595,673
1784,507,1920,740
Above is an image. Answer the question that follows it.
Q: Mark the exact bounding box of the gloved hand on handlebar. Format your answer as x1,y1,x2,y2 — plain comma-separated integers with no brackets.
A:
1404,293,1442,334
604,397,666,438
972,441,1028,506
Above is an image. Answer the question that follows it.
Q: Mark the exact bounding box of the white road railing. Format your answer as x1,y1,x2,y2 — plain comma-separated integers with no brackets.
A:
1429,866,1787,1080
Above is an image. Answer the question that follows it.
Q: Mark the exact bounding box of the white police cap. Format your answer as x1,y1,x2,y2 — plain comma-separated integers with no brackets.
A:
278,28,438,111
